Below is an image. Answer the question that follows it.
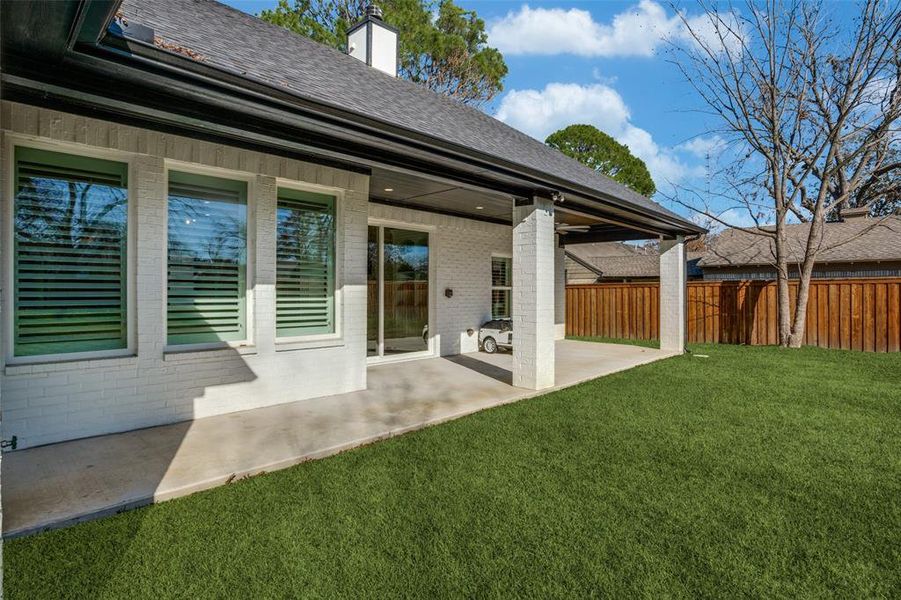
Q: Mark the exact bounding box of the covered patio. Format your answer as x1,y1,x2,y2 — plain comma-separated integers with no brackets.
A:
3,340,677,538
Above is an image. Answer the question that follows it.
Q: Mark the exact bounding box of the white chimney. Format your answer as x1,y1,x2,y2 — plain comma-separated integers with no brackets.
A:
346,4,398,77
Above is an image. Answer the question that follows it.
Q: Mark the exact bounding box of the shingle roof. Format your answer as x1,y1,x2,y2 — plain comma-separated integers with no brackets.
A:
592,254,704,278
564,254,602,284
700,216,901,267
565,242,647,261
565,243,704,279
118,0,694,228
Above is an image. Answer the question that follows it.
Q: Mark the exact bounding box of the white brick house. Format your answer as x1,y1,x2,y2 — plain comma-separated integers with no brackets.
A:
0,0,701,452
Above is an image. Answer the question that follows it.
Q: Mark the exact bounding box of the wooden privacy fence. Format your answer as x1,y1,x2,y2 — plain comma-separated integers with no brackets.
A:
368,281,429,335
566,278,901,352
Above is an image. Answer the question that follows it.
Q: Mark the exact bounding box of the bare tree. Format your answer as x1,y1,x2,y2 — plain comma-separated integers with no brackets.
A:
668,0,900,347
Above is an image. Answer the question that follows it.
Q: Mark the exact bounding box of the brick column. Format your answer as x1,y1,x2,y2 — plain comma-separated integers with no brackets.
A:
134,155,167,359
512,196,555,390
659,236,687,353
253,175,278,354
554,234,566,340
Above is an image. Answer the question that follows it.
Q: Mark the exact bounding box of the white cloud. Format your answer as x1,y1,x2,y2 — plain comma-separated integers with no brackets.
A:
677,135,727,158
495,83,629,139
495,82,693,187
488,1,743,58
591,67,618,86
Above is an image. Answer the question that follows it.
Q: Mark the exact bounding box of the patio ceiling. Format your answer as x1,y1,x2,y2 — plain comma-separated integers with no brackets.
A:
370,166,662,242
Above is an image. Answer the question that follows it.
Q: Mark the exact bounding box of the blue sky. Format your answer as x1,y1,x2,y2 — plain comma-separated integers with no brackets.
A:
222,1,733,221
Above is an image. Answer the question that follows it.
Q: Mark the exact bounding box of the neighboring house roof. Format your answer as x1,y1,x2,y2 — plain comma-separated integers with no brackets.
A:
565,243,703,280
564,252,604,283
117,0,698,232
565,242,648,261
594,254,705,279
700,216,901,268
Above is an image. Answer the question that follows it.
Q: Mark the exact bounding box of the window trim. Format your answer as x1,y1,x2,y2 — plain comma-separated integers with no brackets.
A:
162,160,256,353
3,136,137,366
490,253,513,319
273,179,345,348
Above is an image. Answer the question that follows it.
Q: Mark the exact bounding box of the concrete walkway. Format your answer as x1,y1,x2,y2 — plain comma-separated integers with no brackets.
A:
3,340,676,537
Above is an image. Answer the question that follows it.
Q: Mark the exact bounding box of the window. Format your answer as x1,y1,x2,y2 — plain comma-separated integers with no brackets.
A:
275,188,336,338
12,147,129,357
167,171,247,345
491,256,512,319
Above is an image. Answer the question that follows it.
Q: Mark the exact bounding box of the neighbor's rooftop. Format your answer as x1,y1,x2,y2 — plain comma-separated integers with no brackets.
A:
700,216,901,267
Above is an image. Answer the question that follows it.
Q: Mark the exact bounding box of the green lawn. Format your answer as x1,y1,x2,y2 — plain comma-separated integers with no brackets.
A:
6,345,900,599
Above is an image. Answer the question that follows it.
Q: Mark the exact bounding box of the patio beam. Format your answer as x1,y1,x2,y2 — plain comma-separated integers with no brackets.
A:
512,196,556,390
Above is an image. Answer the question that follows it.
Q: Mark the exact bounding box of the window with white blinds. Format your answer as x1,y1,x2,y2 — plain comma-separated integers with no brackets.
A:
13,147,129,357
167,171,247,345
276,188,336,338
491,256,512,319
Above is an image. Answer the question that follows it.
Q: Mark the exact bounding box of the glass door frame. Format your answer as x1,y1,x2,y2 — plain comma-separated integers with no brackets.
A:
367,219,437,364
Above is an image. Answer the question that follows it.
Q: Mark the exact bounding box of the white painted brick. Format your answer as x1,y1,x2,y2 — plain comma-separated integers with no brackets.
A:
512,197,555,390
1,101,369,449
659,237,687,353
1,101,567,450
368,203,513,356
554,235,566,340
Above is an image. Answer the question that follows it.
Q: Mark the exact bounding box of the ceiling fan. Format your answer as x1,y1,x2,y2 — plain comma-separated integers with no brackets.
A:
555,224,591,234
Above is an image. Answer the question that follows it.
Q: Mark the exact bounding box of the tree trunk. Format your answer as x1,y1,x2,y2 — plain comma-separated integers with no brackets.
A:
789,275,811,348
788,217,825,348
775,218,792,347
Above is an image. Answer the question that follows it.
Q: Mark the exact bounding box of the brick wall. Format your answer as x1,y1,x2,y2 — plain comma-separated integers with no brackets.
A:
1,102,529,449
1,102,369,449
368,203,513,356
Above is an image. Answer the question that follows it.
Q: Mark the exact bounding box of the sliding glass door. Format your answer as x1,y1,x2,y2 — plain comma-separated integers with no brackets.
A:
367,225,430,359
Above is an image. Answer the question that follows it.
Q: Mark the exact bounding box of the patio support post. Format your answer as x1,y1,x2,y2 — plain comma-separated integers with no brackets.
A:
512,196,555,390
554,234,566,340
659,235,687,353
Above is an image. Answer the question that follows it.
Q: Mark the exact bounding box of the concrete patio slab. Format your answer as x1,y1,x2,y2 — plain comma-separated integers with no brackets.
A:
3,340,676,537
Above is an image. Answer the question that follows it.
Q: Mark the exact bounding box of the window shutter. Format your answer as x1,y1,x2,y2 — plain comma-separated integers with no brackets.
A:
276,188,336,337
167,171,247,345
13,147,129,357
492,256,512,287
491,289,511,320
491,257,512,318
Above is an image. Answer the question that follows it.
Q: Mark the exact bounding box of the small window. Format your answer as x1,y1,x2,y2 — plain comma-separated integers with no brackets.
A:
13,147,129,357
167,171,247,345
276,188,336,337
491,256,512,319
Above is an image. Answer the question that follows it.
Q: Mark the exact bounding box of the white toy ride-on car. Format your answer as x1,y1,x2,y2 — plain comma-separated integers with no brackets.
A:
479,318,512,353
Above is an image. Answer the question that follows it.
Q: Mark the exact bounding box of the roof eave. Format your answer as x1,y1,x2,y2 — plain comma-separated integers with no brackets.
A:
3,0,704,237
93,25,702,236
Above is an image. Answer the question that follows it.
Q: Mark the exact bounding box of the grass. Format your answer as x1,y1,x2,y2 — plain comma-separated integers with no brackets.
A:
567,334,660,348
6,345,900,599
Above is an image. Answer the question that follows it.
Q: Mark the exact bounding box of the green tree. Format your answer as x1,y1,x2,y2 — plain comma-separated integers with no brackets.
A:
260,0,507,106
545,124,656,197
